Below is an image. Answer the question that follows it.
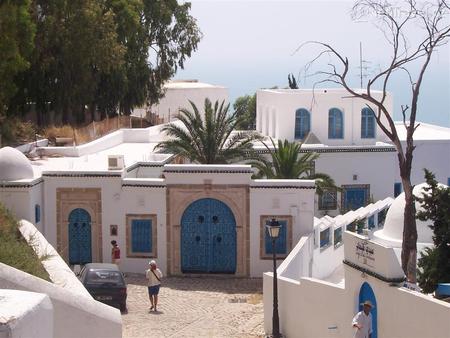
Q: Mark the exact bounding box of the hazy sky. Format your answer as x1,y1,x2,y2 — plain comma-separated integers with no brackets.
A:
176,0,450,127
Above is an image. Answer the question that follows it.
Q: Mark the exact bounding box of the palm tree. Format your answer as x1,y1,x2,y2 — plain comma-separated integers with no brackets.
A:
250,138,337,194
155,98,262,164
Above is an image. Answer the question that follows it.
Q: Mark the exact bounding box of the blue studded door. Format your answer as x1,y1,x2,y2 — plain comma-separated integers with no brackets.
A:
181,198,236,273
68,208,92,265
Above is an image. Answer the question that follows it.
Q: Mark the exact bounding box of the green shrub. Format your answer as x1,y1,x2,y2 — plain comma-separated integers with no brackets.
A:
0,203,50,281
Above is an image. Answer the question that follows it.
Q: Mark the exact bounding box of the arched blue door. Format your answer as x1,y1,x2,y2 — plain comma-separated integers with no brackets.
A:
68,208,92,265
181,198,236,273
358,282,378,338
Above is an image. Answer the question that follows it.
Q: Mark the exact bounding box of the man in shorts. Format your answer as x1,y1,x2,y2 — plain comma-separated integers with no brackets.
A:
145,260,162,312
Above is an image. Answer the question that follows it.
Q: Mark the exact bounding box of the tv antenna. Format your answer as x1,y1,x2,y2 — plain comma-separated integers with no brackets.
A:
357,42,371,88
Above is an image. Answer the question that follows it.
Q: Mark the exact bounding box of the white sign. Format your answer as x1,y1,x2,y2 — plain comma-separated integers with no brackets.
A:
356,240,375,267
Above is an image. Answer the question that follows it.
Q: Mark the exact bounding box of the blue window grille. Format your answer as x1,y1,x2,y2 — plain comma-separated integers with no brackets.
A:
294,108,311,139
320,227,330,248
334,227,343,246
394,182,403,197
368,215,375,229
264,220,288,255
328,108,344,139
319,190,337,210
35,204,41,223
131,219,152,253
361,107,376,138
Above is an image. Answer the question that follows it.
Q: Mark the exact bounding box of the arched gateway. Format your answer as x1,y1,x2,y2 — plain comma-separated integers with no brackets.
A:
358,282,378,338
68,208,92,264
181,198,237,273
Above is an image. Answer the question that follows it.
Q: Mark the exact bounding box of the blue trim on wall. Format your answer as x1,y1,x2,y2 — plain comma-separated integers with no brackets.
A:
295,108,311,139
328,108,344,139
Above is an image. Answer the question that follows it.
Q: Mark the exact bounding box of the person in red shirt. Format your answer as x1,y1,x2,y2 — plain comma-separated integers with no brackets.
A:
111,240,121,269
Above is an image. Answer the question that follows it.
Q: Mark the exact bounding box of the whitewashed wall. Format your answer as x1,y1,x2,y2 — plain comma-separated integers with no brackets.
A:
401,140,450,185
142,85,228,123
256,89,392,145
249,180,315,277
315,150,397,207
0,187,33,223
0,289,53,338
119,182,167,274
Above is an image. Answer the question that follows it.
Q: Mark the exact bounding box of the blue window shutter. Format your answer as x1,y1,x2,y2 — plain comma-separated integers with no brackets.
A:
394,182,402,197
265,220,287,255
361,107,375,138
131,219,152,253
344,187,368,210
329,108,343,139
295,108,311,139
35,205,41,223
447,177,450,186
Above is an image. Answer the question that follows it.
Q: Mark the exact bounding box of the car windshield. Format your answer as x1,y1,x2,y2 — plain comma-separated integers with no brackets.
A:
86,270,124,285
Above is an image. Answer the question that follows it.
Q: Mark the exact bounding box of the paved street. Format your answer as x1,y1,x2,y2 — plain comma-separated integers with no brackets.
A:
122,274,264,338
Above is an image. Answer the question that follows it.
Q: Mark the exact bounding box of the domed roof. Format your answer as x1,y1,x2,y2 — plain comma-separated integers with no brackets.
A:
373,183,434,247
0,147,34,181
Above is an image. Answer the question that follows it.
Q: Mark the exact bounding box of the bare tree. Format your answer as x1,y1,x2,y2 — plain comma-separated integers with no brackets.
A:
297,0,450,282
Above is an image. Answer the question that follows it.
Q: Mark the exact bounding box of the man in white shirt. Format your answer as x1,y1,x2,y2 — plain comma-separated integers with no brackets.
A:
145,260,163,312
352,300,373,338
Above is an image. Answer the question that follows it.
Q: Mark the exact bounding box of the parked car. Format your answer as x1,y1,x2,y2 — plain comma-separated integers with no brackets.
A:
78,263,127,312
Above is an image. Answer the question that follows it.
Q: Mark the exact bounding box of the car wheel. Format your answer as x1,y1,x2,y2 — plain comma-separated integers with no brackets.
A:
120,303,127,313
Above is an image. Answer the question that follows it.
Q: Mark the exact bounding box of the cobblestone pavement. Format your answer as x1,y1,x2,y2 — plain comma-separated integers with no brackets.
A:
122,274,264,338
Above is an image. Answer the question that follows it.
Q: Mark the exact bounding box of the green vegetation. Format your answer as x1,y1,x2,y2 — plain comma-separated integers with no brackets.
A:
0,0,35,117
233,93,256,130
416,170,450,294
0,203,50,281
249,138,338,194
2,0,202,126
156,98,262,164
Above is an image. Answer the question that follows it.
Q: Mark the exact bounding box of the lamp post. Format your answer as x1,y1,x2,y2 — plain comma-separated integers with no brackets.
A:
266,218,282,338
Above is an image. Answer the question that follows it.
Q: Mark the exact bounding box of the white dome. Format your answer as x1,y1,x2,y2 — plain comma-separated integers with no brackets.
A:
373,183,434,247
0,147,34,181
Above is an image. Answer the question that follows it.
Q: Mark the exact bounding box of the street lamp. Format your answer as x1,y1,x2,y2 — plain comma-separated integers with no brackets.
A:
266,218,282,338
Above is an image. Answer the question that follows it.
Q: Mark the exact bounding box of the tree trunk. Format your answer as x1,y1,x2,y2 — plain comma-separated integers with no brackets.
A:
399,160,418,283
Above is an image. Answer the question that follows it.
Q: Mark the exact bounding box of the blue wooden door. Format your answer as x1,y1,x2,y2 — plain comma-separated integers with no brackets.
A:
358,282,377,338
181,198,236,273
68,208,92,264
343,187,368,210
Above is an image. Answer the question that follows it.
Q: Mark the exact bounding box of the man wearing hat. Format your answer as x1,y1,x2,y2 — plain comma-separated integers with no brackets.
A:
145,260,163,312
352,300,373,338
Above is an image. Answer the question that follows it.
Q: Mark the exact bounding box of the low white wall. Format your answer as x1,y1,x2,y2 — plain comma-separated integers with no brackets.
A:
278,234,313,280
18,220,91,298
0,289,53,338
264,274,346,337
0,263,122,338
312,242,344,279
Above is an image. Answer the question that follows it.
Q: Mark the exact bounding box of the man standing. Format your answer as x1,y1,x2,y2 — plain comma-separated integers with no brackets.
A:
146,260,162,312
352,300,373,338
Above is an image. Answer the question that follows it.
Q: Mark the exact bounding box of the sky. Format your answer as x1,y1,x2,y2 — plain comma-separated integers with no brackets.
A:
175,0,450,127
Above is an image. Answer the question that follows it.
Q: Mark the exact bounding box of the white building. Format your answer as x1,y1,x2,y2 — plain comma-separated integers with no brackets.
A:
263,184,450,338
256,88,450,216
0,123,315,276
132,79,228,123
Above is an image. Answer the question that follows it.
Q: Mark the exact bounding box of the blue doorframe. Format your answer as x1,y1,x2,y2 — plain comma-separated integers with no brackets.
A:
68,208,92,265
358,282,378,338
181,198,237,273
